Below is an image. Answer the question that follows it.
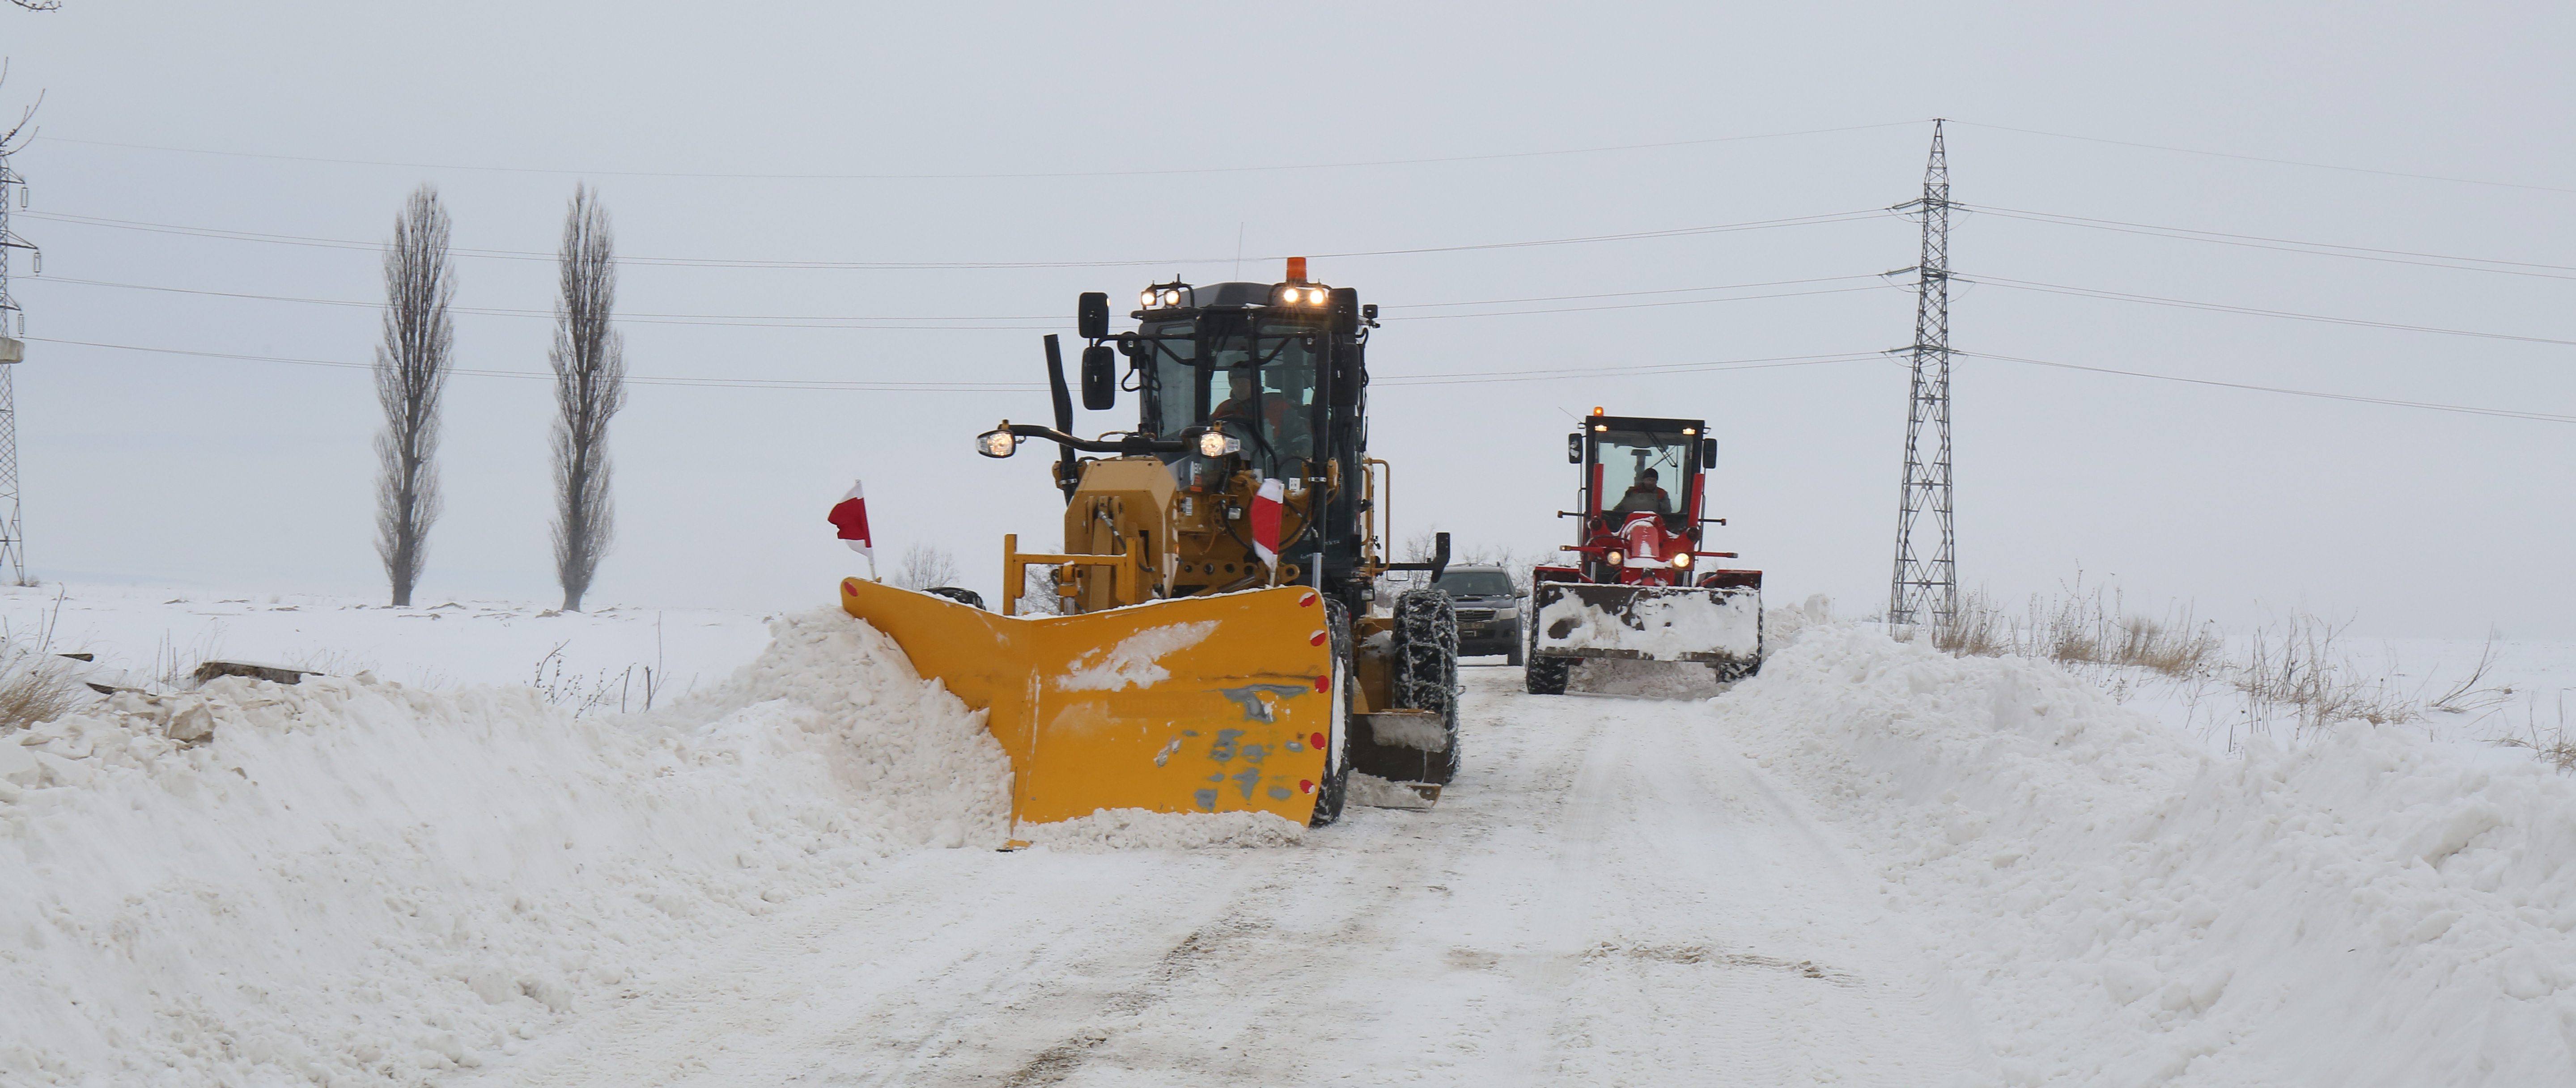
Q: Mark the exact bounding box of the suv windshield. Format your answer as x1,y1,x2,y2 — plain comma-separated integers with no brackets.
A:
1598,428,1689,517
1142,318,1321,472
1430,570,1516,597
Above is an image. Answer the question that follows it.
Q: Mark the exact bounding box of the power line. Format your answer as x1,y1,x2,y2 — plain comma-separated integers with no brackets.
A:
21,206,1893,270
30,121,1924,181
1963,350,2576,425
1379,352,1886,386
1387,274,1884,309
40,334,2572,422
1964,204,2576,281
23,271,1894,327
1948,120,2576,196
29,275,1055,329
26,337,1891,391
1958,274,2576,347
1395,284,1893,320
25,337,1038,391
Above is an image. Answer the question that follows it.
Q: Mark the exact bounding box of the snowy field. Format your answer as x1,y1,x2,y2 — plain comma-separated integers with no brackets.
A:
4,583,2573,1085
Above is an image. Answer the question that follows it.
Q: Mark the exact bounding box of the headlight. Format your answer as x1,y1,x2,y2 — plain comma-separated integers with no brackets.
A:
1671,551,1693,569
976,428,1017,458
1606,549,1625,567
1196,432,1242,458
1163,288,1185,307
1312,287,1331,304
1139,289,1154,309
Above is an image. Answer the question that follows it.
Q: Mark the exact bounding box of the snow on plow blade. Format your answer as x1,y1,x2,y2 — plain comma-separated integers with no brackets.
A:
1531,583,1762,666
840,579,1335,828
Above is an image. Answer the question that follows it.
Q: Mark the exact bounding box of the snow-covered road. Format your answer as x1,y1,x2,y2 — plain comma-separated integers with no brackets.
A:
461,667,1984,1087
10,592,2573,1086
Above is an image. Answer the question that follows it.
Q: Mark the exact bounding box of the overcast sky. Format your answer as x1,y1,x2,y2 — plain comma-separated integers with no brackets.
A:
1,1,2568,638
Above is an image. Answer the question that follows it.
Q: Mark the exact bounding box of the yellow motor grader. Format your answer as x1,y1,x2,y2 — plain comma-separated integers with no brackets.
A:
840,259,1460,834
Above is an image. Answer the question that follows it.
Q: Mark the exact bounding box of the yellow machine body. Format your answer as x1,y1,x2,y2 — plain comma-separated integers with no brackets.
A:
840,576,1338,828
837,271,1456,830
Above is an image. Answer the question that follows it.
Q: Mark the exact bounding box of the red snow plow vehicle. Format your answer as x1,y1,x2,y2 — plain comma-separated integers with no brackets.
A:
1524,407,1762,694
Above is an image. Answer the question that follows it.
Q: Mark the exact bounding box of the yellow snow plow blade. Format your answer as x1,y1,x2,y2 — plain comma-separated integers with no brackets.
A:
840,578,1337,829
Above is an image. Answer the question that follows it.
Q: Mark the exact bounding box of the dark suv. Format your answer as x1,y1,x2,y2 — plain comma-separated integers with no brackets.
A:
1428,565,1526,664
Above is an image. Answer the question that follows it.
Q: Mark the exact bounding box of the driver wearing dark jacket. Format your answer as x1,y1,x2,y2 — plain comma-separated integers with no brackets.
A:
1613,469,1672,516
1209,368,1272,425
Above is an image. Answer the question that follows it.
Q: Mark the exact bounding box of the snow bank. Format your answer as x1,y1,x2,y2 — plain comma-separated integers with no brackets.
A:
1716,625,2576,1086
1020,807,1305,852
1533,586,1760,662
0,609,1008,1086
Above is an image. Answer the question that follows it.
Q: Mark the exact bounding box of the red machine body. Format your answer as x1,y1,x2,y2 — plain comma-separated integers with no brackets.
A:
1524,408,1765,693
1528,409,1761,593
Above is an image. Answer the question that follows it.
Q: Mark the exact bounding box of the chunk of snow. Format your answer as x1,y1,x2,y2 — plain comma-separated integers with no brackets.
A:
1054,620,1221,692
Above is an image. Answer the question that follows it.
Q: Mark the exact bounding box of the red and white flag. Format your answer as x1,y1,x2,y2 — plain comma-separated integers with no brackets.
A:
828,480,873,557
1249,478,1285,567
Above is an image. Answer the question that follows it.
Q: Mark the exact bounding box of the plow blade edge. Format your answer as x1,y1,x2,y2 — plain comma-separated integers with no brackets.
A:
1531,583,1762,666
840,579,1336,828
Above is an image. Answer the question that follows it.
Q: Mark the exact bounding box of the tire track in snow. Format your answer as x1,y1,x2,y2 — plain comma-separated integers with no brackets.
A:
1501,673,1989,1085
461,665,1990,1085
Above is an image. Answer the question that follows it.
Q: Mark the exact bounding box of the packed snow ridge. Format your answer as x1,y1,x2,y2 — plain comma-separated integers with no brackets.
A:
0,609,1012,1085
1719,623,2576,1084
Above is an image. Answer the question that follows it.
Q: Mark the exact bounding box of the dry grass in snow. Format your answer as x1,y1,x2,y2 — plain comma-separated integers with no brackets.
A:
1919,576,2442,751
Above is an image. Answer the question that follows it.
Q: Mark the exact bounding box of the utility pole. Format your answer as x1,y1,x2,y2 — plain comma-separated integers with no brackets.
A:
0,126,37,587
1889,119,1955,627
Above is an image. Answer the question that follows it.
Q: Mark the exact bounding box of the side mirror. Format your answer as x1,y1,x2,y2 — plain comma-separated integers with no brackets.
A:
1080,345,1117,411
1329,287,1360,335
1566,434,1583,464
1329,343,1363,408
1076,292,1109,340
1701,437,1718,467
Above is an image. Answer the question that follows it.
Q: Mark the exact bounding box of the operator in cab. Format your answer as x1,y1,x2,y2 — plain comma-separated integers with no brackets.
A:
1209,368,1274,428
1208,364,1313,463
1612,468,1672,517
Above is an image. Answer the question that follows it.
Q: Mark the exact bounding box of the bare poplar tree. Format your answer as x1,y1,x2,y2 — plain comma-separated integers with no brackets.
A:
548,185,625,612
893,544,962,592
373,185,454,607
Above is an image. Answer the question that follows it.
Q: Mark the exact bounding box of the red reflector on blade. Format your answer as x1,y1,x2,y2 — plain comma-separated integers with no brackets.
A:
1299,592,1318,607
1309,732,1326,749
1314,675,1329,692
1299,779,1315,794
1309,631,1327,646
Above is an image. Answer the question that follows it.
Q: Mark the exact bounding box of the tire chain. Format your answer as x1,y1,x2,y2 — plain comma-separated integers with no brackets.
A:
1392,588,1463,783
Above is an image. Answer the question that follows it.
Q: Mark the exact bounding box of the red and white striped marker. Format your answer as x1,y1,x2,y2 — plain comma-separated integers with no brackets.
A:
1249,478,1284,567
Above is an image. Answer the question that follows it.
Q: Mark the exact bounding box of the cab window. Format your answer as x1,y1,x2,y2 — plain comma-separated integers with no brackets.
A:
1597,429,1689,517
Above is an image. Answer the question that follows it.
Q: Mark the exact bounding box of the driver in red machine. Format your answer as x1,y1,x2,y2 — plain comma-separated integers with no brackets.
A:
1613,468,1672,517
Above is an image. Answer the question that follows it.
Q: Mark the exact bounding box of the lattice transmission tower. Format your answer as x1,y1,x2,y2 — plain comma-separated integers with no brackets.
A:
0,124,37,587
1889,119,1955,627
